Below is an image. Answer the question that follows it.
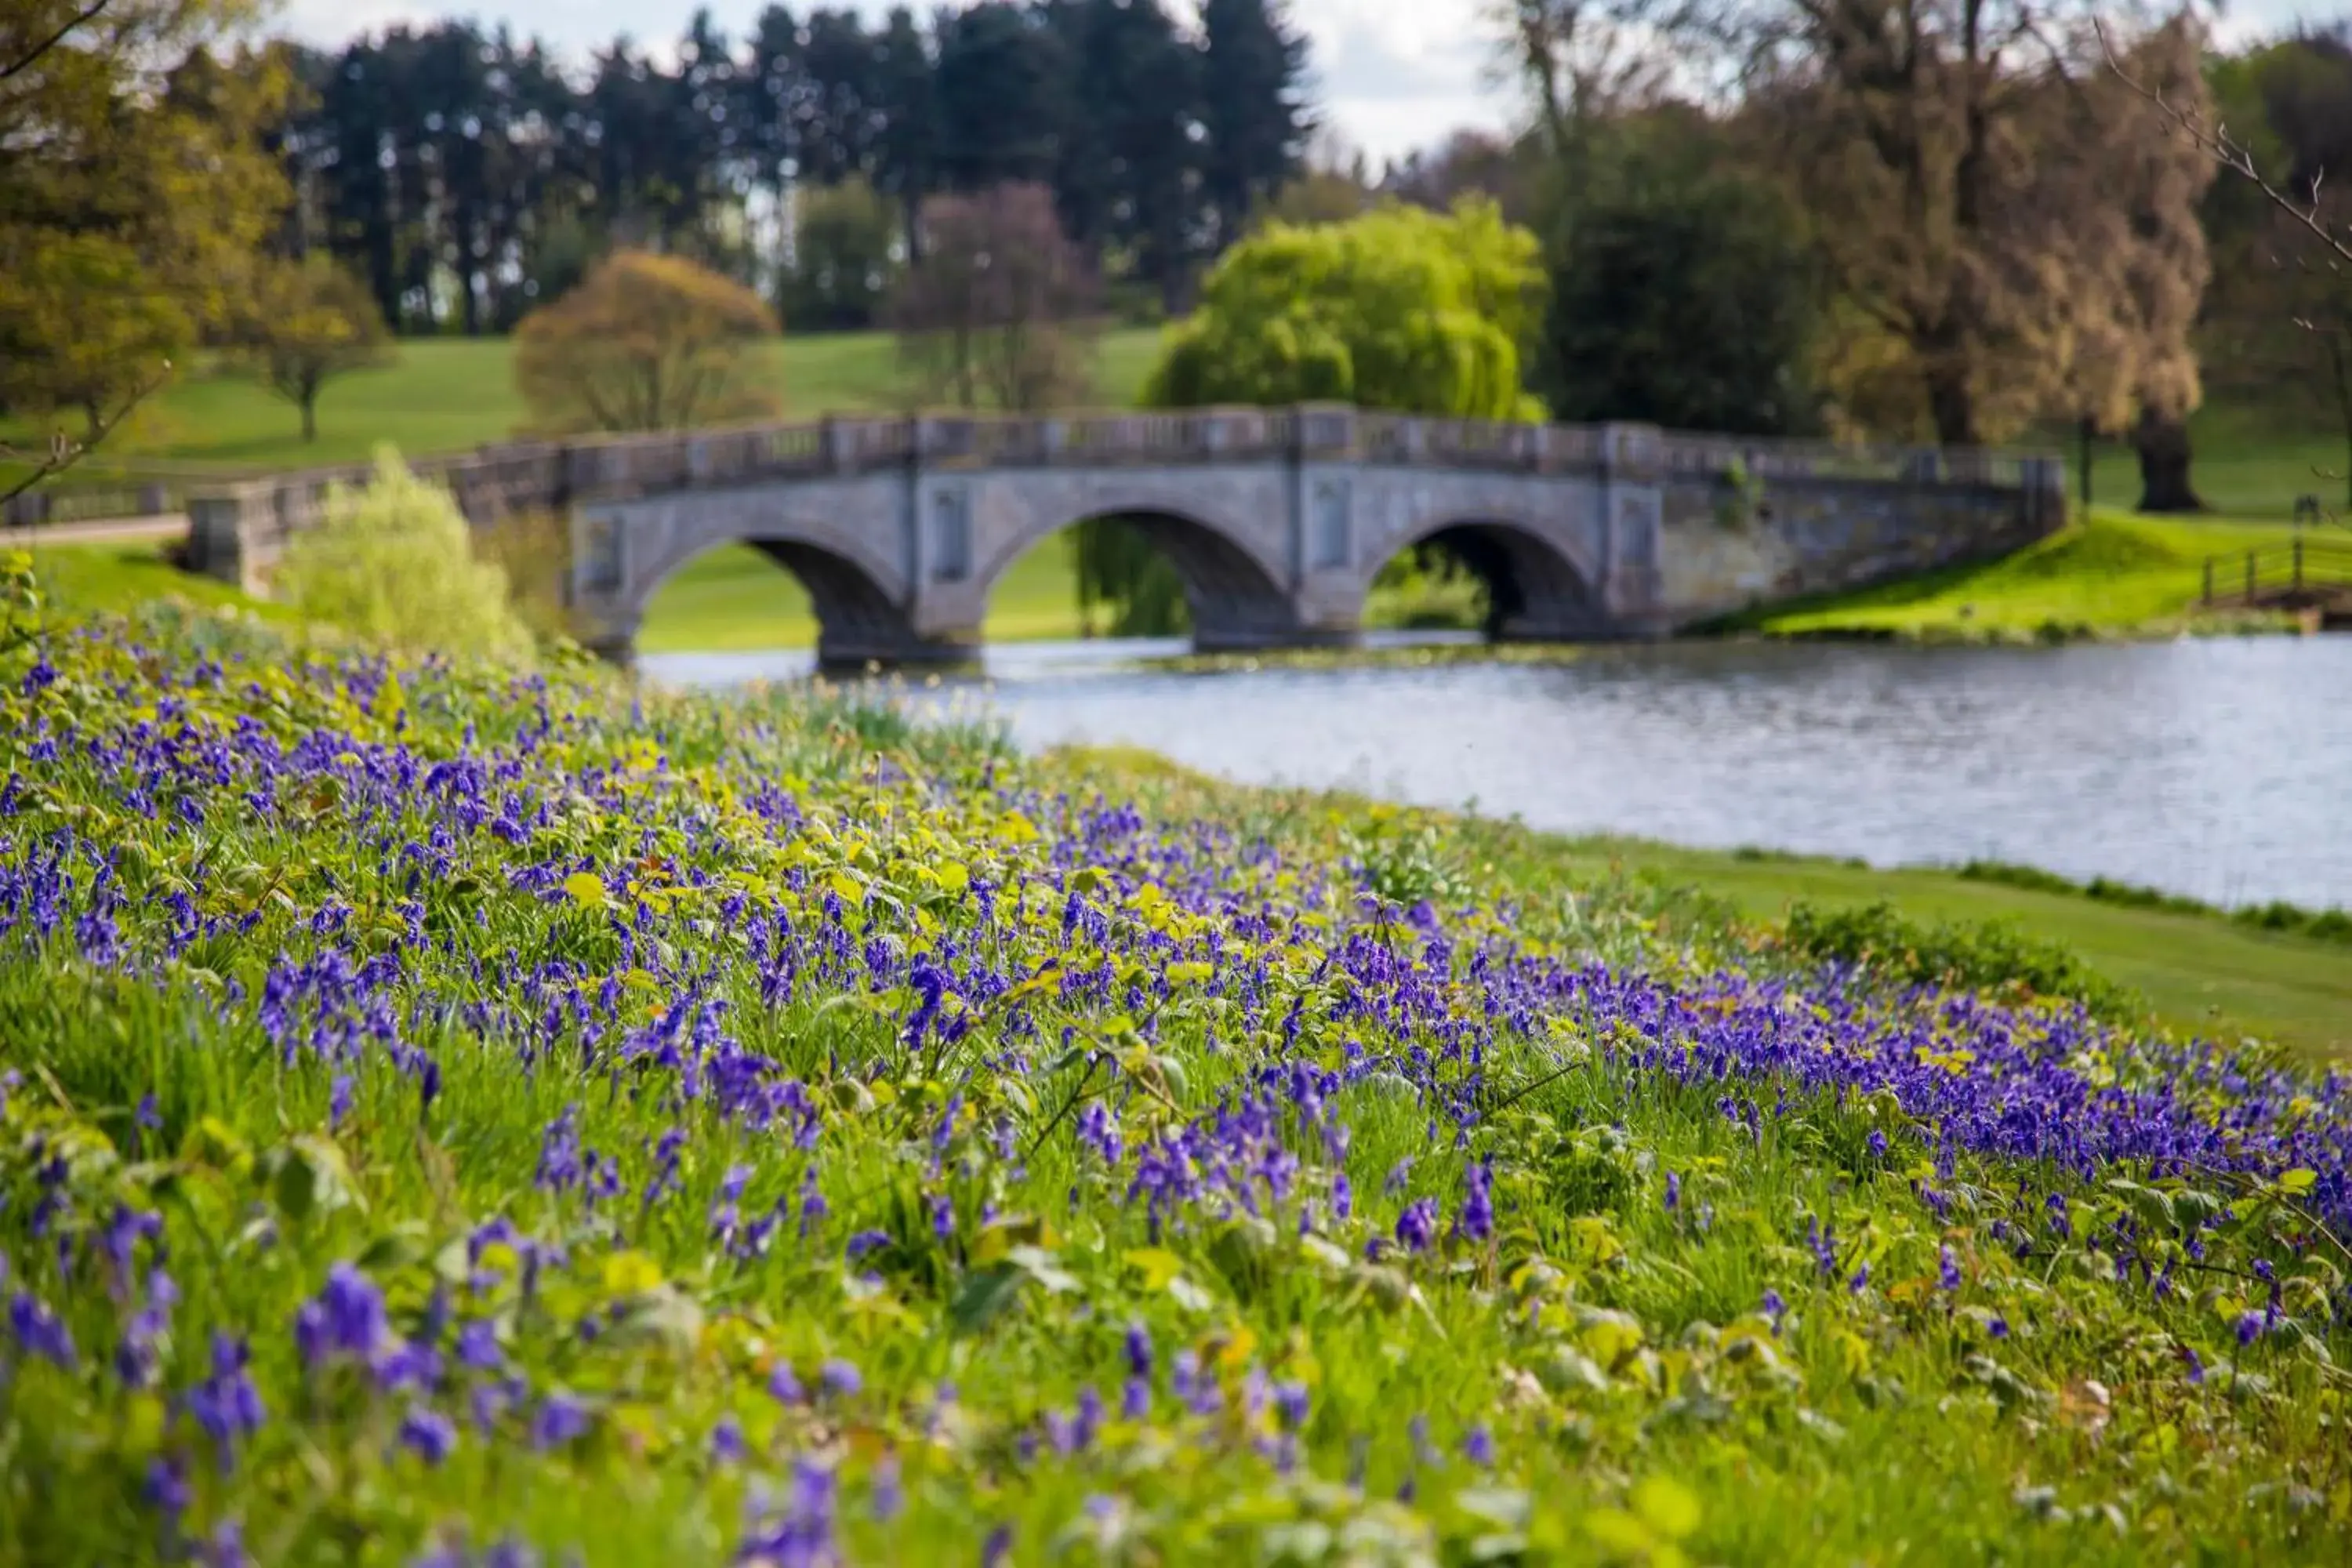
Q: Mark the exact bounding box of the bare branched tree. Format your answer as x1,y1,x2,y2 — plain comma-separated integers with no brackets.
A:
1486,0,1685,151
888,184,1098,413
0,363,170,510
0,0,109,83
2098,21,2352,270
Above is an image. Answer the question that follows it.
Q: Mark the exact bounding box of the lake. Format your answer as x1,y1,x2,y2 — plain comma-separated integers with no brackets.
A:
641,634,2352,911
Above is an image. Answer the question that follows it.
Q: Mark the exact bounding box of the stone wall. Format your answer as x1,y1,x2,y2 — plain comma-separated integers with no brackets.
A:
1658,474,2056,623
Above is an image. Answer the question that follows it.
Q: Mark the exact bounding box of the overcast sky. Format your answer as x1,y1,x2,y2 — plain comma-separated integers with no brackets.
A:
279,0,2334,169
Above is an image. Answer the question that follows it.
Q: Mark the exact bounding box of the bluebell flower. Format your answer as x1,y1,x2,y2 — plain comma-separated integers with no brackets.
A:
1394,1197,1439,1254
871,1455,904,1522
400,1406,458,1466
186,1332,267,1472
9,1291,75,1370
1462,1425,1496,1466
530,1392,590,1450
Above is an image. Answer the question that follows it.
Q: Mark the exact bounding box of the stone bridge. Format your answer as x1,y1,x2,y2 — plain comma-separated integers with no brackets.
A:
186,405,2067,666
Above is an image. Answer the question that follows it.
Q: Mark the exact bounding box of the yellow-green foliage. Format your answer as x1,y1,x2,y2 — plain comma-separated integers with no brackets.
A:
514,249,782,435
271,448,533,660
1145,198,1548,419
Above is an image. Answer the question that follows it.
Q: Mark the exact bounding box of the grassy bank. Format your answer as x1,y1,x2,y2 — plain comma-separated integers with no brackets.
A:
1581,838,2352,1061
5,561,2350,1564
1721,510,2331,641
1057,749,2352,1064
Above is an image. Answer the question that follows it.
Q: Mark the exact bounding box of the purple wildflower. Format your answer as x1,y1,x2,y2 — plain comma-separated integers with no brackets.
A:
400,1406,459,1466
531,1392,590,1450
1394,1197,1439,1254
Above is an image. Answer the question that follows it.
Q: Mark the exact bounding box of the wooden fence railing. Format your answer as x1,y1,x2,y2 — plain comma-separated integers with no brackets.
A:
2201,536,2352,607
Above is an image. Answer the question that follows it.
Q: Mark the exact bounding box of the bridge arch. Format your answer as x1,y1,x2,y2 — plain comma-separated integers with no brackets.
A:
968,488,1315,651
619,510,924,668
1361,514,1608,641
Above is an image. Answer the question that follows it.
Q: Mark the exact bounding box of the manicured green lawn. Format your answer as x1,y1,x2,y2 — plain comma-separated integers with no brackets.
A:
0,327,1168,480
2069,400,2352,521
1726,510,2331,639
6,538,292,624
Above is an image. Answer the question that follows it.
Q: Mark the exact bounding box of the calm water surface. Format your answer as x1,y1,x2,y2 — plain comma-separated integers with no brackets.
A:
643,635,2352,910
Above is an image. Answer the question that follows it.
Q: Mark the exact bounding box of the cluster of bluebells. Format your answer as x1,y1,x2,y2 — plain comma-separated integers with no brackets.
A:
0,612,2348,1560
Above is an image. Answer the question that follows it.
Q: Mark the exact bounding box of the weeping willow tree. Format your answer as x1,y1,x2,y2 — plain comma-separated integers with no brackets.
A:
1073,523,1188,637
1080,198,1548,635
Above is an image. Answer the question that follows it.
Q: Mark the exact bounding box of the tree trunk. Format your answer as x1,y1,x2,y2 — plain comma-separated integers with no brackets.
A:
2131,407,2204,514
301,394,318,443
1922,358,1977,448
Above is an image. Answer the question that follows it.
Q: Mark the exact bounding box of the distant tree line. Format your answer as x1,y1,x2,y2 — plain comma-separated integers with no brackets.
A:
274,1,1309,337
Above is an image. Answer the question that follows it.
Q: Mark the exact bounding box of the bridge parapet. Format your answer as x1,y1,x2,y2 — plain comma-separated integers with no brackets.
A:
184,405,2066,662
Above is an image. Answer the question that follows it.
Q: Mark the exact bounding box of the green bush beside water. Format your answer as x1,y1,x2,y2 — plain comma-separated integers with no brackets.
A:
1958,860,2352,948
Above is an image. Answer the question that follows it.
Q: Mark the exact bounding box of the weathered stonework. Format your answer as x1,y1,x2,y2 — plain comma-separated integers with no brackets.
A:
185,406,2064,666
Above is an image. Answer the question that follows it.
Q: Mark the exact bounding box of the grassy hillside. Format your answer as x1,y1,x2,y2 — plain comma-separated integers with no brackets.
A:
2071,400,2352,522
5,568,2348,1563
1063,747,2352,1065
0,327,1168,478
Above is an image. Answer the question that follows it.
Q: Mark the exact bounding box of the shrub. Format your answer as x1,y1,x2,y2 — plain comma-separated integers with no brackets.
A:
514,250,780,434
1782,898,2144,1023
473,507,582,646
270,448,533,660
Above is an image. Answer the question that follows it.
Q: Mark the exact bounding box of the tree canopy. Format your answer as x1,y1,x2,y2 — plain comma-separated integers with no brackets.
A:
1533,123,1823,436
231,256,395,443
888,183,1098,414
514,252,782,435
1145,200,1548,420
271,2,1309,339
0,0,296,472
